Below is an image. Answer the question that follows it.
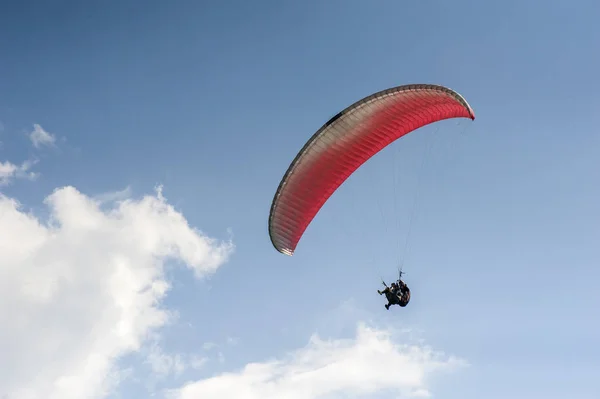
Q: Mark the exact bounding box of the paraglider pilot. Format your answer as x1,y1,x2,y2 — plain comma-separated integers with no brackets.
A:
378,279,411,310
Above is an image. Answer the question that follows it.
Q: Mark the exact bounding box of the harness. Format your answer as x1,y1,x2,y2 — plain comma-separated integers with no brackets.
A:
398,288,411,307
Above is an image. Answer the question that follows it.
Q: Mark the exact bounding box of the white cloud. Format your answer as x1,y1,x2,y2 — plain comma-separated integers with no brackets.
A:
0,185,234,399
0,158,38,185
28,123,56,148
169,323,467,399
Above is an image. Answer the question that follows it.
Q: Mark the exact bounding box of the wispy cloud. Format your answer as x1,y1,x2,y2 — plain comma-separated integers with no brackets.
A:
144,341,208,379
0,159,38,185
145,345,187,377
198,335,239,366
202,342,218,351
94,186,133,204
29,123,56,148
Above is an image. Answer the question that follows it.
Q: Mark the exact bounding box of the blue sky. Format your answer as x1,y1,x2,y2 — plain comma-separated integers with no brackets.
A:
1,1,599,398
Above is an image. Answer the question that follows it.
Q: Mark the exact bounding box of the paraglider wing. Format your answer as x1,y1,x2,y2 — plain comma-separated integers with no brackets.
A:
268,84,475,256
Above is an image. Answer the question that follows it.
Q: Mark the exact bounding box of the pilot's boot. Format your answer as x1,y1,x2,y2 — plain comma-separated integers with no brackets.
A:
377,290,382,295
385,304,390,310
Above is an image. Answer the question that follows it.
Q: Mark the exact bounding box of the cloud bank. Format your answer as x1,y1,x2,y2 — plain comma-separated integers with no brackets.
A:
0,186,234,399
170,323,467,399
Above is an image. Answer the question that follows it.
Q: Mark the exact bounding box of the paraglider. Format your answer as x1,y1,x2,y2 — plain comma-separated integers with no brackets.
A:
268,83,475,309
